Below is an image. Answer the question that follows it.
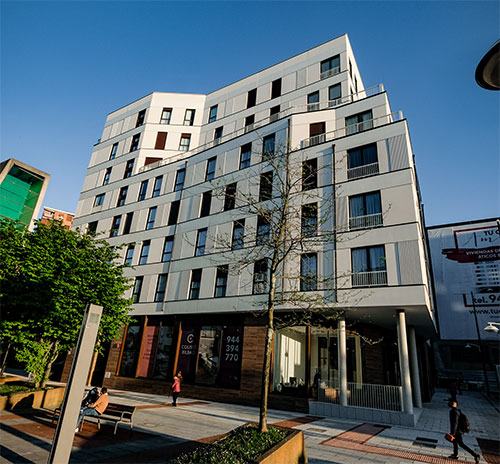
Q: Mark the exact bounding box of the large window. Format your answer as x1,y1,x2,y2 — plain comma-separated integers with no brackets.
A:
259,172,273,201
109,215,121,237
253,259,268,294
240,143,252,169
94,193,105,207
351,245,387,287
196,326,222,385
189,269,202,299
320,55,340,78
139,240,150,265
262,134,275,160
271,78,282,99
302,158,318,190
162,236,174,262
214,266,228,298
247,88,257,108
154,274,168,302
119,324,141,376
301,203,318,237
152,323,174,380
214,126,223,142
152,176,163,197
168,200,180,225
208,105,218,123
205,157,217,181
174,168,185,191
347,143,378,179
124,244,135,265
300,253,317,291
179,134,191,151
184,109,196,126
160,107,172,124
130,134,140,152
138,180,148,200
329,84,341,105
146,206,157,230
256,215,270,245
195,228,207,256
307,91,320,111
132,278,143,303
346,110,373,135
124,159,135,178
232,220,245,250
200,191,212,217
224,183,237,211
117,186,128,207
349,191,382,230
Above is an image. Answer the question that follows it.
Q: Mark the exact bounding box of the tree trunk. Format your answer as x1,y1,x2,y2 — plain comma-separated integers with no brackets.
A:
0,342,11,377
40,340,59,389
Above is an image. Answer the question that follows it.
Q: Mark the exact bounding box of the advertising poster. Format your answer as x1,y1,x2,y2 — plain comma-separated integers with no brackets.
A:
428,220,500,340
137,325,160,377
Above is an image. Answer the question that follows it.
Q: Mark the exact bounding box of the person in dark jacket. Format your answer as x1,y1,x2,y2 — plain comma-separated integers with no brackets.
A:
448,400,481,462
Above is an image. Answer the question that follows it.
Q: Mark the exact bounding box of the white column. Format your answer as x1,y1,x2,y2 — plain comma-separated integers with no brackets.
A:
408,327,423,408
338,317,348,406
397,310,413,414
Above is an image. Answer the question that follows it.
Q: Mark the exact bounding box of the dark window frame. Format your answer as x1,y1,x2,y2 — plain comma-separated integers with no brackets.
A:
146,206,157,230
189,269,202,300
224,183,237,211
195,228,208,256
214,265,228,298
162,236,174,262
200,191,212,217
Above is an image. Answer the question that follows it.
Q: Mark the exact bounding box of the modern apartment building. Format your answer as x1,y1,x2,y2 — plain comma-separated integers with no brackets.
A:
73,34,436,424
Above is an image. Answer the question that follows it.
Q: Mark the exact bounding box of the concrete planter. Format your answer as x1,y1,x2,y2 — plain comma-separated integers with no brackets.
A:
0,375,21,385
0,387,65,411
256,427,307,464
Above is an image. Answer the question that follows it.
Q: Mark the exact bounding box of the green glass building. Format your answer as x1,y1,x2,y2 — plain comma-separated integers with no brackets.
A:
0,159,50,230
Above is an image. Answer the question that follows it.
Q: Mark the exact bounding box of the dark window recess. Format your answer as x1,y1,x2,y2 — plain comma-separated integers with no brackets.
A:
214,126,223,140
94,193,105,207
240,143,252,169
259,172,273,201
214,266,228,297
123,212,133,234
253,259,268,294
247,88,257,108
300,253,317,291
232,220,245,250
307,91,320,111
270,105,280,122
154,274,168,302
110,143,118,160
110,215,121,237
124,244,135,265
302,158,318,190
308,122,326,146
132,278,142,302
195,228,208,256
301,203,318,237
206,157,216,180
200,191,212,217
168,200,180,225
136,109,146,127
146,206,157,230
124,159,134,178
245,114,255,130
224,183,237,211
162,236,174,262
256,215,270,245
262,133,275,160
87,221,98,234
152,176,163,197
189,269,202,299
139,240,150,265
320,55,340,77
174,168,185,191
329,84,341,104
208,105,218,123
103,167,111,185
138,180,148,200
155,132,167,150
271,78,282,99
130,134,140,152
117,186,128,207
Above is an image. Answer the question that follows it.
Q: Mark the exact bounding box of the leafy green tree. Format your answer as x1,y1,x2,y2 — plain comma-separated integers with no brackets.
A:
0,219,132,387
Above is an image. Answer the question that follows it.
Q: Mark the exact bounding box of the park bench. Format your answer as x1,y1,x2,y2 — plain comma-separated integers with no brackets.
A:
52,402,137,435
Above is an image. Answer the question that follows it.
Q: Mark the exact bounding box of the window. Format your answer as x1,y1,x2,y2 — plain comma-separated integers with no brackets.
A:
152,176,163,197
271,78,282,99
320,55,340,78
245,114,255,131
200,191,212,217
136,109,146,127
300,254,317,291
162,236,174,262
184,109,196,126
154,274,168,302
196,326,223,385
124,159,134,178
351,245,387,287
270,105,280,122
307,91,320,111
160,107,172,124
155,132,167,150
240,143,251,169
117,186,128,206
259,171,273,201
179,133,191,151
232,220,245,250
124,244,135,265
195,228,208,256
146,206,157,230
349,59,353,78
301,203,318,237
329,84,341,106
205,157,216,181
110,143,118,160
214,126,223,141
132,277,143,303
253,259,268,294
308,122,326,146
138,180,148,200
354,76,358,93
103,167,111,185
256,215,270,245
247,88,257,108
87,221,98,234
168,200,180,225
262,133,275,160
174,168,185,191
123,212,133,234
139,240,151,265
110,215,121,237
208,105,218,123
349,191,382,230
214,266,228,297
130,134,140,152
189,269,202,299
302,158,318,190
94,193,105,207
224,183,237,211
347,143,378,179
346,110,373,135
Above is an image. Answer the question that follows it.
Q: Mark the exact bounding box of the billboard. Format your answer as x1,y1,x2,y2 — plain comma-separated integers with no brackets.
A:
427,220,500,340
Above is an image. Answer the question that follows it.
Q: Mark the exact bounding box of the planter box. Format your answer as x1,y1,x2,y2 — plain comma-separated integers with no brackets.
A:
0,375,21,385
43,387,65,409
257,427,306,464
0,387,65,411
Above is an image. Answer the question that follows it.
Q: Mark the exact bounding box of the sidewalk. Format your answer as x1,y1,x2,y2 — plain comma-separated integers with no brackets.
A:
1,387,498,463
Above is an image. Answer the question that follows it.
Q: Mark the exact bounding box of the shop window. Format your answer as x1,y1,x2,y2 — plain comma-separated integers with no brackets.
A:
119,324,141,377
152,323,175,379
196,326,223,385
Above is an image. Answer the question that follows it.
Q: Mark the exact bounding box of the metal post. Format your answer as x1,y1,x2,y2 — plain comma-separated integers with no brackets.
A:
408,327,423,408
397,310,413,414
470,291,490,394
338,317,348,406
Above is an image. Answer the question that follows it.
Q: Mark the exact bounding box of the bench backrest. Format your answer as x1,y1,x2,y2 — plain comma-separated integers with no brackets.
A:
104,403,136,418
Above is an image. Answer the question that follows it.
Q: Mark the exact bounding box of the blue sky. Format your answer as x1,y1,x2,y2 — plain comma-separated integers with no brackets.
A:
1,0,499,226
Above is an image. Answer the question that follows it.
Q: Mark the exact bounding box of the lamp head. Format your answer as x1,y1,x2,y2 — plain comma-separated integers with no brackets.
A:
484,324,499,333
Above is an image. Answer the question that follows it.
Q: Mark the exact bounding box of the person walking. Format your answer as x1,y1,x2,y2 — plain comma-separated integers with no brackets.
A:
448,400,481,463
76,387,109,432
171,372,182,407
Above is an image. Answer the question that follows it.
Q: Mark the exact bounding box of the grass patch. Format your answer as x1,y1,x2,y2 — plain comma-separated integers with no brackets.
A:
169,423,291,464
0,382,43,396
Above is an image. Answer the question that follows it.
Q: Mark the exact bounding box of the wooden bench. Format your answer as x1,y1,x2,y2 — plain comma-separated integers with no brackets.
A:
53,403,137,435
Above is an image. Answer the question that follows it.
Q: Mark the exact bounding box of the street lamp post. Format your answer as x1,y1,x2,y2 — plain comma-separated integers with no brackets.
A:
470,291,490,394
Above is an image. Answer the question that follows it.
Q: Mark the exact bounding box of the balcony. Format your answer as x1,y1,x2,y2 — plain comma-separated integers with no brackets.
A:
320,66,341,80
347,162,379,180
351,270,387,287
349,213,383,230
302,133,326,148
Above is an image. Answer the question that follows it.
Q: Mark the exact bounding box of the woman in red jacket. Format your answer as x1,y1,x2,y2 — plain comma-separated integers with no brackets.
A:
171,372,182,406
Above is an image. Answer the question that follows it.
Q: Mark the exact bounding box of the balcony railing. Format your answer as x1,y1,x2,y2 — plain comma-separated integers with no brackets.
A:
349,213,383,230
302,133,326,148
347,162,379,180
351,270,387,287
320,66,341,80
318,380,403,411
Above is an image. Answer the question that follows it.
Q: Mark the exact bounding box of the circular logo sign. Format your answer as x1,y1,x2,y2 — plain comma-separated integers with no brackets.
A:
186,333,194,344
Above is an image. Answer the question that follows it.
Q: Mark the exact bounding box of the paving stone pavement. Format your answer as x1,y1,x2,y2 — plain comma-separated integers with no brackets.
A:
0,387,498,463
